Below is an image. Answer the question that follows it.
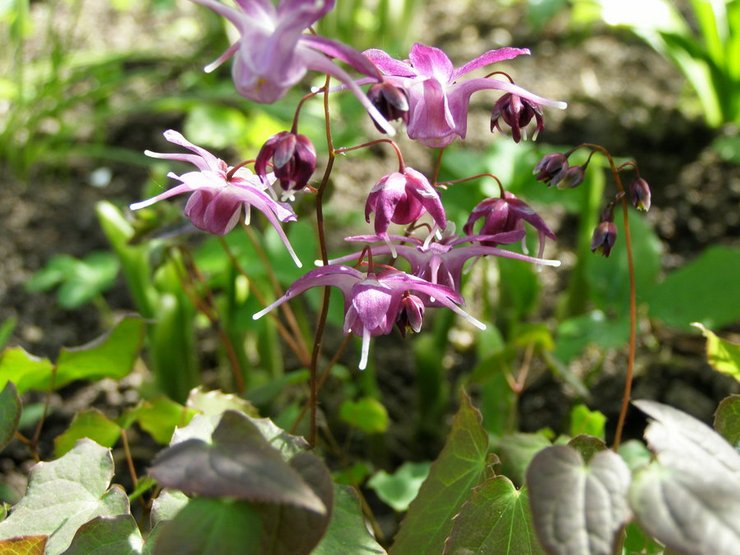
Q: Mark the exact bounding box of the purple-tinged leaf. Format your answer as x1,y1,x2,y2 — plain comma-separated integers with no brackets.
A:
151,497,262,555
0,381,20,452
0,439,130,554
629,400,740,555
54,409,121,457
259,452,333,555
714,394,740,448
526,445,631,555
149,410,324,513
63,515,143,555
0,535,47,554
314,486,386,555
390,391,490,555
443,476,543,555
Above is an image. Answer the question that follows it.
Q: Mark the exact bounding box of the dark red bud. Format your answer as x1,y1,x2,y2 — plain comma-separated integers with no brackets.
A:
629,177,651,212
255,131,317,192
533,153,568,185
368,81,409,133
555,165,586,189
491,93,544,143
590,221,617,257
396,293,425,337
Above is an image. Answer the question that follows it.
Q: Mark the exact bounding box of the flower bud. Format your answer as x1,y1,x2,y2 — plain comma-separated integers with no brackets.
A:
555,165,586,189
491,93,544,143
396,293,425,337
590,221,617,257
629,177,651,212
255,131,317,192
367,80,409,133
533,153,568,186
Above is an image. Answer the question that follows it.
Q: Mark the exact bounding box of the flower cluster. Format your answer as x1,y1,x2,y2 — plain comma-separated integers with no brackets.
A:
131,0,570,368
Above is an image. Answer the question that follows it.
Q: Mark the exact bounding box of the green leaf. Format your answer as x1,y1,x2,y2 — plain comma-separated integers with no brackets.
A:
390,391,490,554
339,397,389,434
0,439,130,554
569,404,607,441
714,395,740,448
313,486,386,555
630,400,740,554
567,435,607,463
617,439,653,473
493,432,552,486
63,514,143,555
649,246,740,329
54,409,121,458
554,311,630,363
0,317,17,350
526,446,631,555
121,397,196,444
693,323,740,381
149,411,325,513
0,382,21,452
367,462,431,512
151,498,262,555
186,387,258,417
54,316,146,388
150,490,189,529
0,348,54,394
443,477,543,555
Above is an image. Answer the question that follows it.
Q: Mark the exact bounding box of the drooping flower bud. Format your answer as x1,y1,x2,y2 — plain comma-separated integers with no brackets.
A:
533,153,568,186
490,93,544,143
629,177,651,212
396,293,425,337
367,80,409,133
555,165,586,189
255,131,317,192
591,202,617,257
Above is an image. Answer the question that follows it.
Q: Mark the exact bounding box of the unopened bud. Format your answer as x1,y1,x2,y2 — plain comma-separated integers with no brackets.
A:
555,165,586,189
533,153,568,186
255,131,317,191
591,220,617,257
368,81,409,133
629,177,651,212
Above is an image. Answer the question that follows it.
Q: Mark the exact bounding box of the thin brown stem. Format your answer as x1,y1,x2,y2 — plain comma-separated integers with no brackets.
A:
440,172,505,196
30,365,57,462
335,138,405,171
120,429,138,488
432,147,446,184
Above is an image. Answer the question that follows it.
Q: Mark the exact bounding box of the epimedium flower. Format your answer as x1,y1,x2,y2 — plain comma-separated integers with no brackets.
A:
629,177,651,212
490,93,543,143
255,131,317,194
533,152,568,186
591,201,618,257
253,265,485,369
364,43,567,148
463,192,556,259
191,0,394,134
365,167,447,255
130,129,303,267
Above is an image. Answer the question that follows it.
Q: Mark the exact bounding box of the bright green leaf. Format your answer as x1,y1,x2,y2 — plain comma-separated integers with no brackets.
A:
313,486,386,555
54,316,146,388
444,477,543,555
0,382,21,452
390,391,489,555
0,317,17,350
63,514,143,555
0,439,130,554
693,323,740,381
714,395,740,448
0,348,54,394
570,404,607,441
121,397,196,444
367,462,431,512
339,397,389,434
54,409,121,458
186,387,258,417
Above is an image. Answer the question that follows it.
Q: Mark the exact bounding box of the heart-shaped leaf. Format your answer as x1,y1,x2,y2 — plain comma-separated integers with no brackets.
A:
444,476,543,554
54,409,121,457
526,445,631,555
629,400,740,555
367,462,431,512
313,486,386,555
0,439,130,554
149,410,324,513
0,381,21,451
390,391,490,555
63,515,143,555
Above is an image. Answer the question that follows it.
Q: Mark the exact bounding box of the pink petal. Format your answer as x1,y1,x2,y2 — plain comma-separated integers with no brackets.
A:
363,49,417,77
162,130,222,171
451,47,530,81
408,43,454,81
302,35,379,78
406,79,457,146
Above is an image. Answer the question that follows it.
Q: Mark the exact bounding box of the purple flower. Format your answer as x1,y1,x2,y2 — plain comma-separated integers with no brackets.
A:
591,221,617,257
191,0,393,133
329,231,560,297
364,43,567,148
130,129,302,267
533,153,568,185
365,167,447,253
367,80,410,132
629,177,651,212
463,192,556,259
255,131,317,193
396,293,425,337
490,93,543,143
253,265,484,369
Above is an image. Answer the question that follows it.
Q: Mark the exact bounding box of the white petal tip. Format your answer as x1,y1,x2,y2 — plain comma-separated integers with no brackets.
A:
252,308,269,320
314,259,325,267
555,101,568,110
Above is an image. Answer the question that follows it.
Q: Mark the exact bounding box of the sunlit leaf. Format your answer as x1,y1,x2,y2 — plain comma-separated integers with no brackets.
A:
526,445,631,555
121,397,196,444
367,462,431,512
693,323,740,381
0,382,21,452
617,439,653,472
714,395,740,448
339,397,389,434
390,391,490,554
0,439,130,554
444,477,543,555
151,497,262,555
63,515,143,555
186,387,258,417
0,535,47,554
629,400,740,555
54,316,146,388
0,348,54,394
313,486,386,555
149,411,324,513
569,404,607,441
150,490,189,528
54,409,121,457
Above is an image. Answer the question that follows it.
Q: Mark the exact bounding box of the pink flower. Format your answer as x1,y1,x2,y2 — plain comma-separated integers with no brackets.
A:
253,265,484,369
130,130,302,267
364,43,567,148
